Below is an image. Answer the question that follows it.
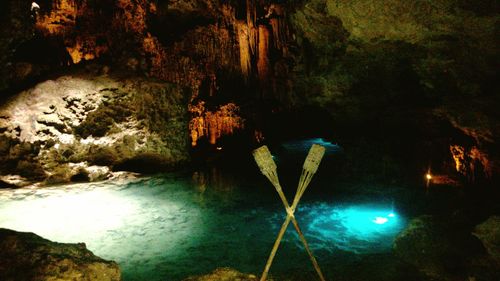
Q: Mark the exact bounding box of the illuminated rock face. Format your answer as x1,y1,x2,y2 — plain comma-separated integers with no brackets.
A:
26,0,292,93
1,0,498,181
0,228,121,281
0,69,189,184
450,145,493,182
34,0,112,64
35,0,78,36
2,1,294,175
22,0,292,145
189,102,244,146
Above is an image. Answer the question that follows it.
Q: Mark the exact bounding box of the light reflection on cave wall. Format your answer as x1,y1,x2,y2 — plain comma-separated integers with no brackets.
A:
29,0,293,146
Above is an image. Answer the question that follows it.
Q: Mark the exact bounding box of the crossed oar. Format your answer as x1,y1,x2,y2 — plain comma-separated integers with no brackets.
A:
253,144,327,281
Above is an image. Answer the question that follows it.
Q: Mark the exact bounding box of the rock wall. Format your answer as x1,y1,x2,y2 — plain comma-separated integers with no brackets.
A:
289,0,499,181
0,1,36,92
0,0,297,147
0,67,189,184
1,0,498,182
394,215,500,281
0,228,121,281
473,216,500,265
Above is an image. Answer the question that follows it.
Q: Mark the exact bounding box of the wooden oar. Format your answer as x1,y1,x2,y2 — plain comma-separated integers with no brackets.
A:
253,145,326,281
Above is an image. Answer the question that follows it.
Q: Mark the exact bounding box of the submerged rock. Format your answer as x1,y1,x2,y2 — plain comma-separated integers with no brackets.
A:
0,228,120,281
183,268,259,281
473,216,500,265
394,216,458,279
394,215,499,281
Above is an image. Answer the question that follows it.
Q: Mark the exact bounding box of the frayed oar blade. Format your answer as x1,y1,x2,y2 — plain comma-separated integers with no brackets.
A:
303,144,326,174
253,145,277,175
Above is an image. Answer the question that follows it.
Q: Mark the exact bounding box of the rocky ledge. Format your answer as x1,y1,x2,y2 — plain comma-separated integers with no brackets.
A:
0,66,190,185
0,228,120,281
394,215,500,281
183,268,259,281
473,216,500,265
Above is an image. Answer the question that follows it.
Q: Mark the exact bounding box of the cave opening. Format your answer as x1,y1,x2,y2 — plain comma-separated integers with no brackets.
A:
0,1,499,281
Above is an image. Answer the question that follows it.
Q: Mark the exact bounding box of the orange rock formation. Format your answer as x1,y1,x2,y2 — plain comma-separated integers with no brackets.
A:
189,102,244,146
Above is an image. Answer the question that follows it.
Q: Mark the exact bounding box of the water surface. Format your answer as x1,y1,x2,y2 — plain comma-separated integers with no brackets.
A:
0,139,416,281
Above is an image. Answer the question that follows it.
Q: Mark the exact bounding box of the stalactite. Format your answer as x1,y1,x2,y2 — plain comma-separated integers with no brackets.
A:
142,32,168,78
450,145,492,181
189,102,244,146
35,0,78,36
30,0,292,93
141,23,240,100
267,4,288,56
115,0,148,34
254,130,265,143
65,35,108,64
246,0,257,28
450,145,466,173
470,147,492,179
248,25,258,57
30,0,290,99
34,0,111,64
241,0,258,57
237,21,252,79
257,25,271,84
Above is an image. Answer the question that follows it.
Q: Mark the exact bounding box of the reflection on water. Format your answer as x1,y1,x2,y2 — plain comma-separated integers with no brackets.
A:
192,167,238,193
191,167,245,208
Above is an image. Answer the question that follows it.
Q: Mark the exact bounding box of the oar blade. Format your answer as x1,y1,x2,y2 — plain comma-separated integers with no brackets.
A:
253,145,277,175
303,144,326,174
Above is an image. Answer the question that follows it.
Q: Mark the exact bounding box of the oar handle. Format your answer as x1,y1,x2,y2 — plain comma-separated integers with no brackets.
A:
290,218,327,281
260,214,292,281
273,181,326,281
256,144,327,281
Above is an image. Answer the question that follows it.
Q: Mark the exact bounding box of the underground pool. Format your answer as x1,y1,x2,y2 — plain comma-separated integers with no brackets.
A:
0,140,412,281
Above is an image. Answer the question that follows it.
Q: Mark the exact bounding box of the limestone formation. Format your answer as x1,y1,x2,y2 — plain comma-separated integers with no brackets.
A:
290,0,499,180
0,228,121,281
473,216,500,265
1,0,498,182
183,268,258,281
394,215,499,281
0,67,190,183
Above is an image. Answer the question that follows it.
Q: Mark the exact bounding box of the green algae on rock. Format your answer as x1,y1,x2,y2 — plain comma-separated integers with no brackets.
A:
0,67,190,184
0,228,121,281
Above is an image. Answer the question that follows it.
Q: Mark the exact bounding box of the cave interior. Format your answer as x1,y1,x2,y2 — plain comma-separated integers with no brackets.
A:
0,1,499,281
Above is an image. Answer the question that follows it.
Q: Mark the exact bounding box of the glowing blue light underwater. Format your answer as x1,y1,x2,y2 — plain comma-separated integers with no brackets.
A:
282,138,341,153
339,207,400,234
299,204,406,253
373,217,388,224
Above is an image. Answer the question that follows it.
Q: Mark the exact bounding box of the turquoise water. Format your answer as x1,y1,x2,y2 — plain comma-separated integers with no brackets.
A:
0,139,414,281
301,203,404,254
0,174,409,280
281,138,341,154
